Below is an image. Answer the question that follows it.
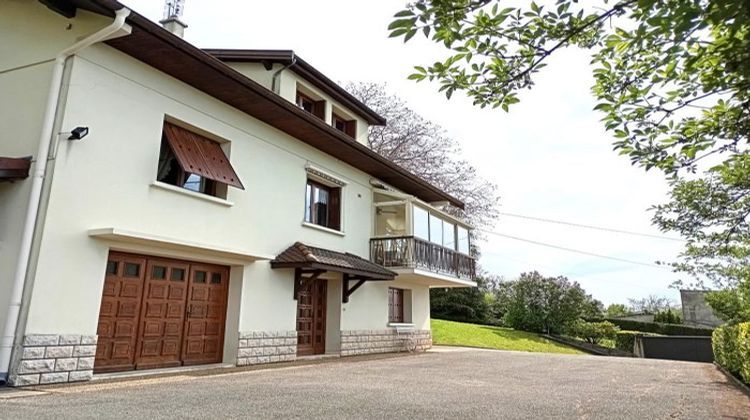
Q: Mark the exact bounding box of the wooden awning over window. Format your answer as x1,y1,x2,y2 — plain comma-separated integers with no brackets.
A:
163,122,244,189
0,157,31,181
271,242,396,303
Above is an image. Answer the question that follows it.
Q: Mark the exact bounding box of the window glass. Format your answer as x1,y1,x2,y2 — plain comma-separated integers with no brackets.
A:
457,226,470,254
413,206,429,240
429,214,443,245
443,221,456,249
375,203,406,236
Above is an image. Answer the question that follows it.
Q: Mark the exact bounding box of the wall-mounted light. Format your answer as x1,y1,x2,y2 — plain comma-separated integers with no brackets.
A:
67,126,89,140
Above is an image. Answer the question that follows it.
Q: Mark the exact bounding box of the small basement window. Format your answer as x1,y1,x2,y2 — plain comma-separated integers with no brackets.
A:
304,178,341,231
332,113,356,138
296,91,325,120
156,122,244,198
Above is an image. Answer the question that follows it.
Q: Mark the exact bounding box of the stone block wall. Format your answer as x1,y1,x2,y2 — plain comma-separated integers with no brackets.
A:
236,330,297,366
9,334,98,386
340,329,432,356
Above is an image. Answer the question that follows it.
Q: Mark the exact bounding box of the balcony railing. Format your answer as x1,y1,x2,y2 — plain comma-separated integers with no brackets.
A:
370,236,476,280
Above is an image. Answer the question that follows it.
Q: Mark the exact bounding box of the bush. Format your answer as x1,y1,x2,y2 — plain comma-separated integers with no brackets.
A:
599,318,714,336
614,331,652,353
568,320,619,345
713,322,750,384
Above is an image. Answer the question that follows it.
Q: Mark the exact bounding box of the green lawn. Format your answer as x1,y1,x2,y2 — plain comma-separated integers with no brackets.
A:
431,319,585,355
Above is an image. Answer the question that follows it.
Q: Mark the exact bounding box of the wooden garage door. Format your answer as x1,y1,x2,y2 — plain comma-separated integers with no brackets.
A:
94,252,229,373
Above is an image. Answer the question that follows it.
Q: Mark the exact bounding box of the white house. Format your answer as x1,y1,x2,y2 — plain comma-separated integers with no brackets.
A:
0,0,476,387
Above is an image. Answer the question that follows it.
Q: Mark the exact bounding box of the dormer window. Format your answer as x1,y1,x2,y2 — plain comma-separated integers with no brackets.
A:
332,113,356,138
296,91,325,120
156,122,244,198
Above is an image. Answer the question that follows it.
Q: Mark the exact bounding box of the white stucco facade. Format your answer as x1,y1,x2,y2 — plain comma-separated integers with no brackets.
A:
0,1,471,386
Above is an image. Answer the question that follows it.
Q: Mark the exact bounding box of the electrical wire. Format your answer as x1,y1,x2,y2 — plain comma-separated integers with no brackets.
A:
498,211,685,242
478,229,672,270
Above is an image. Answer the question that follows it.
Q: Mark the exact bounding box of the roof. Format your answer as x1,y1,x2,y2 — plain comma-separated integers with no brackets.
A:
271,242,396,280
204,49,386,126
57,1,464,209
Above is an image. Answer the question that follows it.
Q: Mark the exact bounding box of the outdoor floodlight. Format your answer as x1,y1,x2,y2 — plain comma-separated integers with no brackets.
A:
68,126,89,140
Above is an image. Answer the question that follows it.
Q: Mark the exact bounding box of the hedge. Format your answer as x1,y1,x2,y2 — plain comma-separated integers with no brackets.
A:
599,318,714,336
614,330,660,353
713,322,750,384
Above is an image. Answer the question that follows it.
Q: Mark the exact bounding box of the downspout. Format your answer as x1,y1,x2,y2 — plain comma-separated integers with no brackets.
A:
0,7,131,385
271,54,296,94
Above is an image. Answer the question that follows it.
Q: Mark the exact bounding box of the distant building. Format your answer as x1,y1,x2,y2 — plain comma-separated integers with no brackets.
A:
680,290,724,328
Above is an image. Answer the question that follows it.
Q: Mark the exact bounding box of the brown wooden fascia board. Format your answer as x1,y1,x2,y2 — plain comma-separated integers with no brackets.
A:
270,261,395,280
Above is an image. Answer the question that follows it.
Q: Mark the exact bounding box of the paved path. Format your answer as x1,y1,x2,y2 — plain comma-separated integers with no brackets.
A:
1,347,748,419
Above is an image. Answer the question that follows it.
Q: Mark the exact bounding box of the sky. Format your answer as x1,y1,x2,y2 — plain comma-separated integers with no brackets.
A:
121,0,688,306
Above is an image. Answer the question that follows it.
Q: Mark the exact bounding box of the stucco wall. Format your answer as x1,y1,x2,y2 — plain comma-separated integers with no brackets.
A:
2,2,435,366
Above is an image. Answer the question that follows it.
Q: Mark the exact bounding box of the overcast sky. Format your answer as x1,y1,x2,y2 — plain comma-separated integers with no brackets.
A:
121,0,688,306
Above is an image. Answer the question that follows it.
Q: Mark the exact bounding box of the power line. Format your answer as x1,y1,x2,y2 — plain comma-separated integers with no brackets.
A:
498,211,686,242
478,229,672,270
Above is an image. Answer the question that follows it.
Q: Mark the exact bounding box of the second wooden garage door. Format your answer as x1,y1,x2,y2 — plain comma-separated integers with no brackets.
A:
94,252,229,373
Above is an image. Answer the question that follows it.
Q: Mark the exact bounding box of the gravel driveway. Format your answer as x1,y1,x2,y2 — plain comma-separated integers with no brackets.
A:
1,346,748,419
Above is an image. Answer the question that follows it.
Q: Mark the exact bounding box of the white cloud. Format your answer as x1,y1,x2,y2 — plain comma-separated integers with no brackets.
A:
122,0,687,305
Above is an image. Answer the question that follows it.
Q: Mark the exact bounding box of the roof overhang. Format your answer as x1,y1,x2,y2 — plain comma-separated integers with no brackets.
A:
58,1,464,209
0,157,32,181
203,49,386,126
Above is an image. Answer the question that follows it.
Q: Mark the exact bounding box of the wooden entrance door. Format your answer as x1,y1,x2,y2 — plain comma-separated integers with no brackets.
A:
95,253,146,373
94,252,229,373
296,279,327,356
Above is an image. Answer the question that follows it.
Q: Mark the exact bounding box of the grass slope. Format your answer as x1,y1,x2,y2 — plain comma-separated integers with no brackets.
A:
431,319,585,355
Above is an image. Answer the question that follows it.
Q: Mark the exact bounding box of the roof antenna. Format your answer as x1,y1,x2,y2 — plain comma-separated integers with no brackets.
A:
160,0,188,38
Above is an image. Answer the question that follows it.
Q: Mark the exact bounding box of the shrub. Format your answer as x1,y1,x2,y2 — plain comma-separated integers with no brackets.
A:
568,320,619,345
600,318,714,336
713,322,750,384
614,331,653,353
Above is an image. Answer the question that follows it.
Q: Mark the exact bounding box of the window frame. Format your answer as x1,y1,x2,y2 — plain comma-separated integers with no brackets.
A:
304,178,342,231
332,112,357,138
388,287,405,323
296,91,325,120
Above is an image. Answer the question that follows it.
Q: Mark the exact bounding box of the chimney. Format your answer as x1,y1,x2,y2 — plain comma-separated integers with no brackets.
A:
160,0,187,38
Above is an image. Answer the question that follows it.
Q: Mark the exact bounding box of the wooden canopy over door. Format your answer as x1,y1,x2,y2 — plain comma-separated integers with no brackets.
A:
95,252,229,373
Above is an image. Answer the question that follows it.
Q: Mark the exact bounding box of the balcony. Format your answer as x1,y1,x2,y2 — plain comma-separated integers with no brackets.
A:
370,189,476,287
370,236,476,280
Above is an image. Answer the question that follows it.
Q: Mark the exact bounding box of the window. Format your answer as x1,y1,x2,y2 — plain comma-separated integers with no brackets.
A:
305,179,341,230
332,113,356,138
457,226,470,254
429,213,443,246
388,288,404,323
156,122,244,198
375,203,406,236
443,221,456,250
413,206,430,240
296,91,325,120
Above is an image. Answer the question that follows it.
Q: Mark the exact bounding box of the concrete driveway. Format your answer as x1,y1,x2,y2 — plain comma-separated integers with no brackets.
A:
1,347,748,419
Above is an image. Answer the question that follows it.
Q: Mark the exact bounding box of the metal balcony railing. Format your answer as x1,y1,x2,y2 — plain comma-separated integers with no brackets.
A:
370,236,476,280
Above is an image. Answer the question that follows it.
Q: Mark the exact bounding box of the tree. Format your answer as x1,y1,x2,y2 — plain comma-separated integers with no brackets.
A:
495,271,592,334
628,295,674,314
430,273,499,324
567,320,619,345
388,1,750,298
653,308,682,324
389,0,749,175
347,82,500,233
605,303,631,318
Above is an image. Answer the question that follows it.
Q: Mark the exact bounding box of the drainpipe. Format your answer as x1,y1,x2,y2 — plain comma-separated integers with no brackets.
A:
0,7,131,385
271,54,296,94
